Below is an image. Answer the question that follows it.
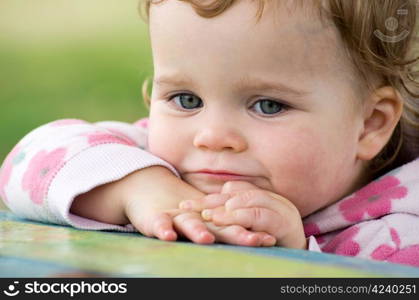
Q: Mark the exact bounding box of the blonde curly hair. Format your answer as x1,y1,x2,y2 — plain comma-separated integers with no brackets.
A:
139,0,419,178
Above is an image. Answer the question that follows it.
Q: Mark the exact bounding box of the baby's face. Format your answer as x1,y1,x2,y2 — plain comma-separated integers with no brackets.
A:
147,0,367,217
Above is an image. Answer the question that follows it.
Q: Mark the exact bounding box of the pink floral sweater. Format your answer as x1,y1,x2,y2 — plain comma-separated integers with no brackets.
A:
1,118,419,267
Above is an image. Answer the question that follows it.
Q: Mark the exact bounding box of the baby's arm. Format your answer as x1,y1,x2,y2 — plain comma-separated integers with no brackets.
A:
0,118,215,242
71,165,215,243
0,119,179,231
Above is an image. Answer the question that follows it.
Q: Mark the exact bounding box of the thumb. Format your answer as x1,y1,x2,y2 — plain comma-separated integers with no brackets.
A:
221,181,260,194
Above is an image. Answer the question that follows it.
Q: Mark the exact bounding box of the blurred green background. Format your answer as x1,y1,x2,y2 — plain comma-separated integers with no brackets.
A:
0,0,152,164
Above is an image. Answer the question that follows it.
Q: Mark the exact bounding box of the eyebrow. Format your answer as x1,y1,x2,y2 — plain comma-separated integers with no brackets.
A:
234,75,308,98
153,74,194,88
153,74,308,98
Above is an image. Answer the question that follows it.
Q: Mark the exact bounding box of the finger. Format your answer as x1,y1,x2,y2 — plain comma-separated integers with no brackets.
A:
201,206,226,221
221,181,260,194
206,223,276,247
151,213,178,241
224,189,296,214
165,208,186,217
173,212,215,244
211,206,306,249
179,194,231,212
209,207,282,234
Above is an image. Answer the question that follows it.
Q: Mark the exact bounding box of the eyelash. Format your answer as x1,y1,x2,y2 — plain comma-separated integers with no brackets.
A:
167,92,289,116
168,93,203,111
249,99,289,117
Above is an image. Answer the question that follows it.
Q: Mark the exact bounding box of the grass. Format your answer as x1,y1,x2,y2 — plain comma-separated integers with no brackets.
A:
0,0,152,162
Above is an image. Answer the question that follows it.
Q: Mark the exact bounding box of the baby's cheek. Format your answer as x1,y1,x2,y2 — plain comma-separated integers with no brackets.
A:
147,121,183,167
268,135,346,216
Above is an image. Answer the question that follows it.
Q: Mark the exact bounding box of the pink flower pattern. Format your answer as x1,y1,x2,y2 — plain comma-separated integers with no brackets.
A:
50,119,86,127
84,132,136,147
22,148,67,204
322,226,361,256
103,129,138,146
384,245,419,267
339,176,407,223
371,228,419,267
303,222,321,236
0,145,22,202
304,223,326,244
134,118,149,129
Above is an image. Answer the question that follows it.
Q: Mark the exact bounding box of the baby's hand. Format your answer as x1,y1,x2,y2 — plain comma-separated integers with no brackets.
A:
170,210,276,247
123,168,275,247
180,181,307,249
120,167,215,244
121,171,273,247
72,166,215,244
126,194,275,247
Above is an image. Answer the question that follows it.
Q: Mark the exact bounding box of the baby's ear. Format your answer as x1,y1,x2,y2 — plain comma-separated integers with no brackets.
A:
356,86,403,161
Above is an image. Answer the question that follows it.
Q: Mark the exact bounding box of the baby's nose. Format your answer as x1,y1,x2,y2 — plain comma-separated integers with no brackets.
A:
192,126,247,152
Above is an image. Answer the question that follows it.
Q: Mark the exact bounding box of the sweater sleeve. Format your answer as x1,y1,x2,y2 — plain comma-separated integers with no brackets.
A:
319,214,419,267
0,118,178,231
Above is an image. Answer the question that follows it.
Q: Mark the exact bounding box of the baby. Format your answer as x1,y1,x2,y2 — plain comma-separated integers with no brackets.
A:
1,0,419,266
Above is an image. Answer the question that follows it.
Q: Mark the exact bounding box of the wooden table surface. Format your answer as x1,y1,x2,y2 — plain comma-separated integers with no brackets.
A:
1,209,419,277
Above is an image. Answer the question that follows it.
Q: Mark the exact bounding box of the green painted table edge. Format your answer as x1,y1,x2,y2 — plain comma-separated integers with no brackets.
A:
1,211,419,277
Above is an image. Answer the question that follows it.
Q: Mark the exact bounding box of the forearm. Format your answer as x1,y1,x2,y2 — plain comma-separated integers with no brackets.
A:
71,166,204,225
71,178,129,225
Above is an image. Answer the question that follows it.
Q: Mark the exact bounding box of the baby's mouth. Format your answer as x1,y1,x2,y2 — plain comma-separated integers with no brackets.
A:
188,168,253,181
181,169,258,194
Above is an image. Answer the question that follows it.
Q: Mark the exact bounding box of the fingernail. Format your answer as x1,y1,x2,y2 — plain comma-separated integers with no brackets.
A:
263,235,276,246
200,231,214,241
163,230,176,241
179,201,192,210
202,209,212,220
246,233,257,242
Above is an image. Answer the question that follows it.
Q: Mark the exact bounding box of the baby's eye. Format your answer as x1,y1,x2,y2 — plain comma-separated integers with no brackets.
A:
170,93,203,110
251,99,286,115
